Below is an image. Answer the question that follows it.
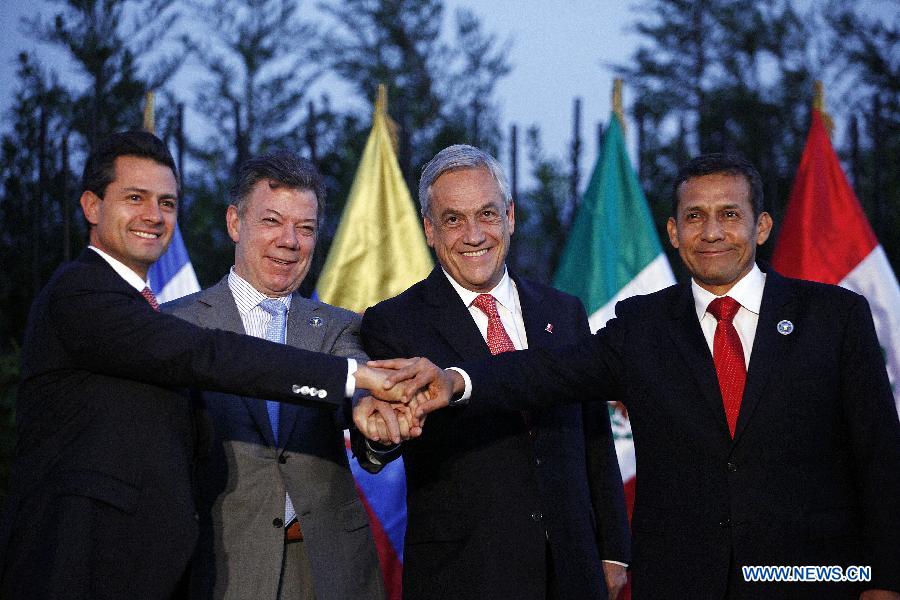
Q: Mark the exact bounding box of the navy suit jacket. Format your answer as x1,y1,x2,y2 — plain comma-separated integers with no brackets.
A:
361,267,630,600
464,267,900,599
0,249,351,600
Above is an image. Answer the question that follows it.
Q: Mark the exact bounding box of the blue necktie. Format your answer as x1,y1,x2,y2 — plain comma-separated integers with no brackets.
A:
258,298,296,526
259,298,288,441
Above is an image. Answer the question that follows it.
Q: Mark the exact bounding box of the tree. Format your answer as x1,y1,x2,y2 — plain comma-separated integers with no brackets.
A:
508,127,571,283
315,0,510,191
30,0,182,150
180,0,327,285
0,53,74,351
827,4,900,273
618,0,821,273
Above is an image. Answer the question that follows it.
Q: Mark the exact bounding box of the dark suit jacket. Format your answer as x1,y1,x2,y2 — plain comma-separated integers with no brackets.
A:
164,277,385,600
0,250,352,600
464,267,900,599
361,267,630,600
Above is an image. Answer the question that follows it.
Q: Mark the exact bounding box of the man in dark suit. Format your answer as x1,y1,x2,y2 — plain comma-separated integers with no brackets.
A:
164,152,385,600
375,153,900,599
0,131,407,600
358,145,631,600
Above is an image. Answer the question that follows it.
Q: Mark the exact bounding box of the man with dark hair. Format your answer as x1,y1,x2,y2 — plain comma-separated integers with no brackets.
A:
358,144,631,600
164,151,385,600
373,152,900,599
0,131,406,600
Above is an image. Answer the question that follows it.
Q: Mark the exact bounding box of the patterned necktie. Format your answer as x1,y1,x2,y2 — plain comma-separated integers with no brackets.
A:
140,286,160,312
707,296,746,438
472,294,516,355
258,298,296,527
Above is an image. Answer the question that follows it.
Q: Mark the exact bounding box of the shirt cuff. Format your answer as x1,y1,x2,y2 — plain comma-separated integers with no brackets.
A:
364,439,401,466
446,367,472,401
346,358,358,398
603,560,629,568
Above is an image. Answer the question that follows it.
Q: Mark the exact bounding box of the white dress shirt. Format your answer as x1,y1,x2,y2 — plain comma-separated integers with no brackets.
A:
89,246,150,292
691,264,767,367
443,267,529,350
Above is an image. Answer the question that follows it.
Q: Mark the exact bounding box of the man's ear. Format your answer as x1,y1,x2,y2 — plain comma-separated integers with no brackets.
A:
423,216,435,248
80,191,101,227
755,211,773,246
226,205,241,244
666,216,679,249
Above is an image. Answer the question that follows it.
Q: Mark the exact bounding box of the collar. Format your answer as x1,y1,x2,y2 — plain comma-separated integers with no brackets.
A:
227,267,292,316
441,266,516,312
88,246,150,292
692,262,766,320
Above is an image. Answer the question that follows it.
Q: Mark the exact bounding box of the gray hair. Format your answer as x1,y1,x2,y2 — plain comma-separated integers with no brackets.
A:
230,151,327,229
418,144,512,219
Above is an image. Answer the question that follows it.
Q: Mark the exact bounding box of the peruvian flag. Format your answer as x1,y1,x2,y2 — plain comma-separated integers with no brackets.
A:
772,110,900,415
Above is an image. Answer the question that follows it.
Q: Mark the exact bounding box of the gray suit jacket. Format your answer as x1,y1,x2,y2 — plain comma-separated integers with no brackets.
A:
164,277,385,600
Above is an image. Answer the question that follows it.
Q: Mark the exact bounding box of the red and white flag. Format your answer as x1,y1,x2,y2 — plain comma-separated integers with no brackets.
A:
772,110,900,415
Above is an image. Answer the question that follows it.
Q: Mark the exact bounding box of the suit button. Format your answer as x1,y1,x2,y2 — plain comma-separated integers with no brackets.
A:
300,386,310,395
292,385,301,394
531,511,543,523
278,455,287,464
309,387,318,396
718,518,732,528
727,462,737,472
317,389,327,398
273,518,284,528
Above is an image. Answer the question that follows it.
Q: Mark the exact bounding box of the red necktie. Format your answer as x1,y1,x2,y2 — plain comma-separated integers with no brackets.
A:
141,286,160,312
472,294,516,355
707,296,746,438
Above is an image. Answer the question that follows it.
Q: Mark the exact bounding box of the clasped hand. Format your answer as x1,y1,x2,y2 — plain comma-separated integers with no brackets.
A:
352,358,462,443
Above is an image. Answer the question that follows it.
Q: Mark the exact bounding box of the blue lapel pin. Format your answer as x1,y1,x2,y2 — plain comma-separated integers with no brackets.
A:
308,316,323,328
776,320,793,335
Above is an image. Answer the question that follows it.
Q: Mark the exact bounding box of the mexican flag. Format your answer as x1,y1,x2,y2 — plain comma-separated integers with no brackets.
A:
553,112,675,521
772,109,900,415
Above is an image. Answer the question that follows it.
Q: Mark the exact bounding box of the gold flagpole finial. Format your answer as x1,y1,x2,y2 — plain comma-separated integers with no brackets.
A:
376,83,388,115
813,81,834,138
143,91,156,135
375,83,399,152
612,78,627,133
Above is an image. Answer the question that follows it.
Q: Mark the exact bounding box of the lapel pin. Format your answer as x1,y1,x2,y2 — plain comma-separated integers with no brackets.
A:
776,320,793,335
308,316,323,328
545,323,553,333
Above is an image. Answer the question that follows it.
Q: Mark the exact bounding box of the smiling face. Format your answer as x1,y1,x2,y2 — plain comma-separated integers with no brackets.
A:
80,155,178,279
227,179,318,297
667,172,772,295
423,167,514,293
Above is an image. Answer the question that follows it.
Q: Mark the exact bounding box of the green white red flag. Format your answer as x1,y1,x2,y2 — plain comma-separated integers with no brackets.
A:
772,110,900,415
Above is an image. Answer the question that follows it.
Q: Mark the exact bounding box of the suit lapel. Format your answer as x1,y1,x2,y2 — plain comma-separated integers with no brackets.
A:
422,268,492,361
512,274,553,350
733,270,797,442
667,283,733,437
198,277,278,448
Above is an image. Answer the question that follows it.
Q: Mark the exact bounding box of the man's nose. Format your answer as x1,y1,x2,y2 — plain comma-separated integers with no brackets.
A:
462,219,486,245
700,217,725,241
278,224,300,249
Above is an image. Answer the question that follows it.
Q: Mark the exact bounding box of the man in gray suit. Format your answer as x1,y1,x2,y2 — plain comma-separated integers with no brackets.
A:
165,152,385,600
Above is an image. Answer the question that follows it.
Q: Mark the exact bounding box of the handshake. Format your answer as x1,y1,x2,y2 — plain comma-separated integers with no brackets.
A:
352,358,466,444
